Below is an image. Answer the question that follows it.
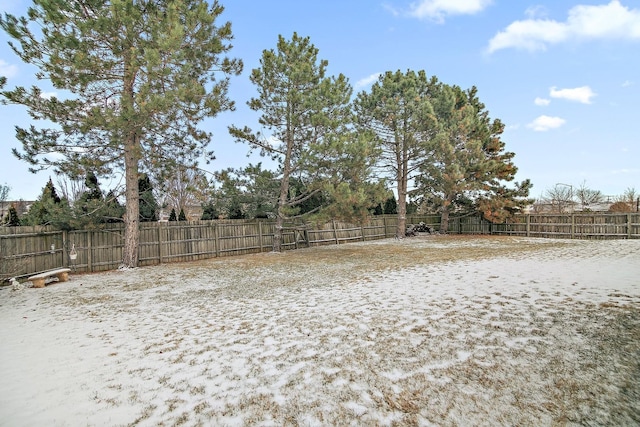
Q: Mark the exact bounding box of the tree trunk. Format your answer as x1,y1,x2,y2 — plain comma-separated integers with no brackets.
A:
396,185,407,238
440,206,450,234
395,139,408,238
122,133,140,268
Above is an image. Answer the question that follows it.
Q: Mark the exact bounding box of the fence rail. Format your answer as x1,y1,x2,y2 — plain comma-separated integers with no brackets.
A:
2,212,638,281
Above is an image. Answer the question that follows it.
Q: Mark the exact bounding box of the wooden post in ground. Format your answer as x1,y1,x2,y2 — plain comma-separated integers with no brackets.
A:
570,214,575,239
87,231,93,272
158,223,164,264
214,223,220,258
63,230,68,267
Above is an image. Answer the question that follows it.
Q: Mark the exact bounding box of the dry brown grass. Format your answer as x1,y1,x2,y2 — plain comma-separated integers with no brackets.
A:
2,235,638,426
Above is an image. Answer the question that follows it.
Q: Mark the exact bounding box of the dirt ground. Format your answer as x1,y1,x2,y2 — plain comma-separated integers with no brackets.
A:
1,235,639,426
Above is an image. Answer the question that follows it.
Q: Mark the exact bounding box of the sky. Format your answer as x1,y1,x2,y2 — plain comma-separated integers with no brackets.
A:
0,0,638,201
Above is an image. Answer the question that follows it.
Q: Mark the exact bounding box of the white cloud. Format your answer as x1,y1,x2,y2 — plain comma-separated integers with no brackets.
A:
487,0,640,53
534,97,550,106
0,59,19,79
383,3,400,17
622,80,634,87
549,86,596,104
409,0,493,22
525,5,549,19
40,92,58,100
527,115,566,131
355,73,382,89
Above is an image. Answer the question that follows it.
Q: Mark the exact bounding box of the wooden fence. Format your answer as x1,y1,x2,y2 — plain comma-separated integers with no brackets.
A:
0,215,442,280
2,212,638,281
491,212,640,240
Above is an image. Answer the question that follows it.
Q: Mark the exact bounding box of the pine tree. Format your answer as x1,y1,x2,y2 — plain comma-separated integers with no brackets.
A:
355,70,438,237
383,196,398,215
5,204,21,226
230,33,381,250
22,179,72,228
168,208,177,222
1,0,242,266
74,171,108,228
201,202,219,220
178,208,187,221
415,84,531,229
138,174,158,222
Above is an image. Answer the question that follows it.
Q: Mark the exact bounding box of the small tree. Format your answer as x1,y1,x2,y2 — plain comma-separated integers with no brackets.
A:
543,184,574,213
383,196,398,215
201,202,219,220
138,174,158,222
178,208,187,221
575,181,603,211
22,178,73,228
4,204,21,226
168,208,177,221
0,183,9,204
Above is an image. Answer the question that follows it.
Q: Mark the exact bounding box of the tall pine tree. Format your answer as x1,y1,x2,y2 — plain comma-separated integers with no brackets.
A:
415,84,531,230
230,33,382,251
355,70,438,237
1,0,242,266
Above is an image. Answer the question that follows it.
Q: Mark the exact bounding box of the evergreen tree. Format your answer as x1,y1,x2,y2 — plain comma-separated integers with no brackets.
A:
73,171,108,228
383,196,398,215
104,190,125,223
415,84,531,229
355,70,438,237
1,0,242,267
213,163,279,219
230,33,382,250
4,204,21,226
168,208,177,221
22,179,72,228
138,174,158,222
201,202,219,220
44,177,61,204
178,208,187,221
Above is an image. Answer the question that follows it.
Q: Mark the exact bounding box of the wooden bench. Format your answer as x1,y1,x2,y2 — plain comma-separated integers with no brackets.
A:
28,268,72,288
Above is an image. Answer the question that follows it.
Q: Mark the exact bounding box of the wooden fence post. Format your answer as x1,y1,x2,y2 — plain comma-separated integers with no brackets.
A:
526,215,531,237
258,221,264,252
214,223,220,257
158,223,164,264
333,220,339,244
570,214,575,239
62,230,68,267
628,213,632,239
87,231,93,272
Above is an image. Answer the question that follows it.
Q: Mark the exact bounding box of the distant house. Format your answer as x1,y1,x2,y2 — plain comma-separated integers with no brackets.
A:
0,200,34,220
532,197,616,213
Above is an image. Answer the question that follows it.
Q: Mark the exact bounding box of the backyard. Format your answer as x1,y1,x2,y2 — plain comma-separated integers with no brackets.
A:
1,235,639,426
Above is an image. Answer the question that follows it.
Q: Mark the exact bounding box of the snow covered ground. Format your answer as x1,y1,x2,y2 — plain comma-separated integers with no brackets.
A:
1,235,639,426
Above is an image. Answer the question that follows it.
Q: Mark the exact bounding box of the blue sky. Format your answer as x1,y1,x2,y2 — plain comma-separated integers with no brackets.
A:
0,0,638,201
